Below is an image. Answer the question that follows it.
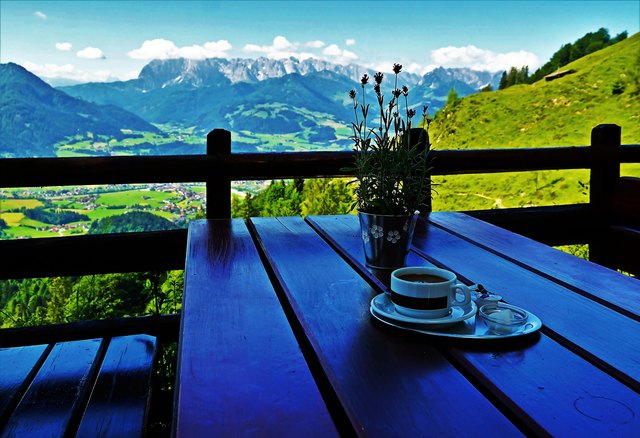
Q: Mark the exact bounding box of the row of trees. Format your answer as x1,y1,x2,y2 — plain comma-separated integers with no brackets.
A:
232,178,355,219
0,271,184,328
498,66,530,90
498,28,628,90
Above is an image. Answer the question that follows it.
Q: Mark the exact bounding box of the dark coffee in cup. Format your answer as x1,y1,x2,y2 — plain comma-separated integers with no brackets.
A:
398,273,447,283
390,267,472,319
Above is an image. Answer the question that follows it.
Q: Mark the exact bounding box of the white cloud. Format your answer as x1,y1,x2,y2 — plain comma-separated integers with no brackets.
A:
77,47,105,60
321,44,358,64
242,35,314,60
127,38,232,60
34,11,47,20
365,45,540,77
21,61,123,83
365,61,436,77
55,42,72,52
403,62,424,74
122,70,141,81
430,45,539,71
305,40,325,48
345,38,356,46
237,34,362,64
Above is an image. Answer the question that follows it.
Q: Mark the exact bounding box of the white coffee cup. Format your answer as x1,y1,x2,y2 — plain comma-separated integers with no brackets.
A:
390,266,472,319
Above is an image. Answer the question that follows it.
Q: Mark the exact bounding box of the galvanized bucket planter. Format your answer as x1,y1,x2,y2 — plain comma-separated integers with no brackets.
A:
358,211,419,269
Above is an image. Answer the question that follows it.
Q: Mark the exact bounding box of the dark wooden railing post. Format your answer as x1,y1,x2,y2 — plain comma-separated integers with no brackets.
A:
589,124,621,265
206,129,231,219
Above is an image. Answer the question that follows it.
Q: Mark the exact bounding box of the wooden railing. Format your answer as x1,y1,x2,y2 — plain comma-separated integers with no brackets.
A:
1,124,639,282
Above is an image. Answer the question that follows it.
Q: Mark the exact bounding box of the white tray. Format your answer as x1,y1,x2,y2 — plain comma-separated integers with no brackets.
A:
370,295,542,339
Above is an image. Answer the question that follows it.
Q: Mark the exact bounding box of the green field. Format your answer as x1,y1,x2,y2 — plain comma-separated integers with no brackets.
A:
0,184,205,239
96,189,174,208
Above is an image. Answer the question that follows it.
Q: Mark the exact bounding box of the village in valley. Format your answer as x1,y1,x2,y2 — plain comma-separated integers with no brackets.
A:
0,183,212,239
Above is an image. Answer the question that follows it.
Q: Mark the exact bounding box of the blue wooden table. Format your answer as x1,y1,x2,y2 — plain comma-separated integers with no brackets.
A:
175,213,639,437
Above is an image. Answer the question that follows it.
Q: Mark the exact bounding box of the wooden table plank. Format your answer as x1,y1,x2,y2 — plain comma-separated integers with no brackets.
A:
307,214,640,436
407,215,640,387
175,219,336,437
76,335,157,437
429,212,639,319
2,339,102,438
0,344,49,425
251,216,520,437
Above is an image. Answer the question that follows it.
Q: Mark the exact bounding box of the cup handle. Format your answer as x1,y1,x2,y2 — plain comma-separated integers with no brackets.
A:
452,282,471,307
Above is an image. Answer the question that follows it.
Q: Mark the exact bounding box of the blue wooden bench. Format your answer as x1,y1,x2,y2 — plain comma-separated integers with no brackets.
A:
0,334,157,437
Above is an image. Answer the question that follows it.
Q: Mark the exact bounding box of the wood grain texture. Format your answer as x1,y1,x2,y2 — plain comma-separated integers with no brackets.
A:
1,339,102,438
428,212,640,319
76,335,157,437
407,215,640,388
308,214,640,436
175,219,336,437
251,216,519,437
0,344,49,426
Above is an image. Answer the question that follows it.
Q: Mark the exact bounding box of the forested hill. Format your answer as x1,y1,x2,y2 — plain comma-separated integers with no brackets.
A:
0,62,159,157
88,211,177,234
529,27,628,83
430,32,640,150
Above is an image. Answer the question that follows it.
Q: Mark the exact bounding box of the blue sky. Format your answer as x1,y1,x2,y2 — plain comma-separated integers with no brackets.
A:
1,0,638,83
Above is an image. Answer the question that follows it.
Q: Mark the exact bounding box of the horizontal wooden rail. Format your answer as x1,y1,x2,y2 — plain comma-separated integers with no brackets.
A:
0,205,601,280
468,204,605,246
620,144,640,162
0,229,187,280
0,313,180,347
1,145,639,188
0,125,637,279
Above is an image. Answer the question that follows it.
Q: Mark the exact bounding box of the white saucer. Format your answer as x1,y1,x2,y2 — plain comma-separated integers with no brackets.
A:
370,293,477,326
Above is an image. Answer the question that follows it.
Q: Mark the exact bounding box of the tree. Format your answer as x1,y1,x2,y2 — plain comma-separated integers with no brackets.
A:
498,71,508,90
231,193,247,218
46,277,73,324
301,178,355,216
446,88,459,107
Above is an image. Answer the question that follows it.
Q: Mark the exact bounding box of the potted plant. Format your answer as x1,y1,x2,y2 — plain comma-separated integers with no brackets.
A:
346,63,434,269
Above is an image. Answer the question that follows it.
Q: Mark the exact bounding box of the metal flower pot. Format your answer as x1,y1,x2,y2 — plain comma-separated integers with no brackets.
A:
358,211,419,269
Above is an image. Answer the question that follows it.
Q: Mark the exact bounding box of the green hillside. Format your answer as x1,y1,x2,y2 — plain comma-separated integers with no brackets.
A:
430,32,639,149
425,32,639,212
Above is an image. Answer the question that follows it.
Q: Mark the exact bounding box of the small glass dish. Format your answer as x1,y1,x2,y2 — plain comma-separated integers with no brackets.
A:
471,285,502,308
479,303,529,335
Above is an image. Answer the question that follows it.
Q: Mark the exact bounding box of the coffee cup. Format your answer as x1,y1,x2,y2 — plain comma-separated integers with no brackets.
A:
390,267,472,319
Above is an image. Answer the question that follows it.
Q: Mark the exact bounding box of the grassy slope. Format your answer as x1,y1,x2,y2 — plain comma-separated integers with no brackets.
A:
430,32,639,149
428,33,639,212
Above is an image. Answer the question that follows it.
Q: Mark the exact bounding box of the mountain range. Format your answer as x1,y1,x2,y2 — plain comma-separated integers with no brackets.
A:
60,57,501,134
1,56,501,157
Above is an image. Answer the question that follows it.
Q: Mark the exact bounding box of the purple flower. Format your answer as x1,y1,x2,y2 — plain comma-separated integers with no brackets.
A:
392,89,402,98
361,74,370,85
402,85,409,96
393,63,402,74
374,72,384,84
407,108,416,119
349,89,357,99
